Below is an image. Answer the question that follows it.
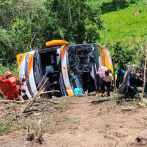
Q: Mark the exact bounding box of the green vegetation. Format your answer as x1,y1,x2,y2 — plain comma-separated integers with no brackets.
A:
0,0,146,73
99,0,147,45
0,119,13,135
54,102,68,110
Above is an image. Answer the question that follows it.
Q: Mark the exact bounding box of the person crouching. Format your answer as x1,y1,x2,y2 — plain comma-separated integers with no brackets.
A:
1,71,19,100
102,70,113,97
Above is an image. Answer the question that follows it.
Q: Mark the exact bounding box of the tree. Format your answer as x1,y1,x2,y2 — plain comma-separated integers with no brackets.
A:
0,0,103,65
45,0,102,43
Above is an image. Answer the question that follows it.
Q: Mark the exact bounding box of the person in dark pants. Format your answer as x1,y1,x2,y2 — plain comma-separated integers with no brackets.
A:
115,68,125,89
102,70,113,96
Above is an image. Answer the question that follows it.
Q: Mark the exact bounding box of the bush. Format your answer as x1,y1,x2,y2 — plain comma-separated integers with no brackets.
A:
106,42,136,70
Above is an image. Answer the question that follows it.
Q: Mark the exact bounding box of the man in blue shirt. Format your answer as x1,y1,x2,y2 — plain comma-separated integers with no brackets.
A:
115,68,125,89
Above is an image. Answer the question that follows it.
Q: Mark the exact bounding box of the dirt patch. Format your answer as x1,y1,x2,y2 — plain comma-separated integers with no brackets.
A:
0,96,146,146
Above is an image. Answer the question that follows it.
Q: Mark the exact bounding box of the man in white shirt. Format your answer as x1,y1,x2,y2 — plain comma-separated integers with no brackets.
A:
102,70,113,96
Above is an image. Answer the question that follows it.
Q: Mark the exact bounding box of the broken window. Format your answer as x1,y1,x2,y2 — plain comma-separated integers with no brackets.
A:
67,44,95,92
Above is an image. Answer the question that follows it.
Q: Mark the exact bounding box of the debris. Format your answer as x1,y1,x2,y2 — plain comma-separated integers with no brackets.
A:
136,129,147,145
143,98,147,104
88,91,97,96
34,112,42,116
121,106,136,111
20,78,49,114
39,90,60,95
0,88,7,100
26,119,43,144
141,45,147,101
137,102,145,108
18,95,25,102
85,89,88,97
0,100,26,104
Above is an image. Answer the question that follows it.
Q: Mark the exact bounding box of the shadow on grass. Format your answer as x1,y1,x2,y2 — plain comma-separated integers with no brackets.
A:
101,1,135,14
91,99,110,105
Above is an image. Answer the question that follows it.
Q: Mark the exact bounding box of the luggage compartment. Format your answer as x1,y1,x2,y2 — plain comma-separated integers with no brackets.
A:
37,47,67,98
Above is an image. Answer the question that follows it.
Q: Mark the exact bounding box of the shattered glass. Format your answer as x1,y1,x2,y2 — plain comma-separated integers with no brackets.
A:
67,44,94,91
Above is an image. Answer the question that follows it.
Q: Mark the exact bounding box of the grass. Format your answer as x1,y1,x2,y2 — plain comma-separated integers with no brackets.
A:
88,0,147,47
54,102,68,110
0,119,13,135
0,63,18,77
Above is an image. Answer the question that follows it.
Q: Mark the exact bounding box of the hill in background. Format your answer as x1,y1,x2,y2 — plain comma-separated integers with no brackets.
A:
88,0,147,47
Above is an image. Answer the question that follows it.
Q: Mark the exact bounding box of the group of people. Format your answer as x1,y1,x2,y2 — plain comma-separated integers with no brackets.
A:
0,71,21,100
97,66,125,97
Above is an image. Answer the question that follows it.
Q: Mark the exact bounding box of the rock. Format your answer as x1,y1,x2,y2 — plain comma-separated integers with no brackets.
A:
34,112,42,116
136,129,147,145
121,106,136,111
137,102,145,108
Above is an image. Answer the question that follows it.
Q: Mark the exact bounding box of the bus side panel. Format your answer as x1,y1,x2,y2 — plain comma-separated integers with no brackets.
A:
28,51,38,96
61,45,74,96
16,53,31,98
106,49,114,73
100,45,109,69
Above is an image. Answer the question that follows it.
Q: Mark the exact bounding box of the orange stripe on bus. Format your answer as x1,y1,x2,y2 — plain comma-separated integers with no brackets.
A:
61,45,68,61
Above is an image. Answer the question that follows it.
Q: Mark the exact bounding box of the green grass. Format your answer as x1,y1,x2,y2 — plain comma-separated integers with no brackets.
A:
88,0,147,46
0,119,13,135
54,102,68,110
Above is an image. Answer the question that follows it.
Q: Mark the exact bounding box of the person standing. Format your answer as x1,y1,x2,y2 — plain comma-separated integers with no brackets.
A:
102,70,113,96
97,66,107,91
115,68,125,89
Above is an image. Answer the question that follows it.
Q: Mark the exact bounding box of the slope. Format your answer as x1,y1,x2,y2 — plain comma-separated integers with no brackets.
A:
89,0,147,45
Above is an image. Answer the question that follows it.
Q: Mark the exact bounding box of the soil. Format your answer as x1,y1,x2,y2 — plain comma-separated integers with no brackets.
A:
0,95,147,147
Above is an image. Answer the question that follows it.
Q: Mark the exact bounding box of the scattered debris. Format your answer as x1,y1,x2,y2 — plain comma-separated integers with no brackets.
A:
136,129,147,145
0,100,26,104
0,88,6,100
34,112,42,116
121,106,136,111
20,78,57,114
26,119,43,145
137,102,145,108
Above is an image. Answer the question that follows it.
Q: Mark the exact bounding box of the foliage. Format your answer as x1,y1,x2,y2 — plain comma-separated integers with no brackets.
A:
0,0,146,74
106,42,136,69
92,0,147,47
0,0,103,70
0,63,18,77
0,119,13,135
132,41,146,66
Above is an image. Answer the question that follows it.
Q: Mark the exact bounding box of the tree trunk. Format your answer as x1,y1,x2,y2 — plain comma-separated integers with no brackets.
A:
141,45,147,101
68,0,72,23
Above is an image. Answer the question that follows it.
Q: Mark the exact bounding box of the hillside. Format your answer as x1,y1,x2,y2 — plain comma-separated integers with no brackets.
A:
89,0,147,46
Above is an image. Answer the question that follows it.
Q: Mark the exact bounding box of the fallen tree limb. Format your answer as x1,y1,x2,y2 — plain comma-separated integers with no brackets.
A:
40,90,60,94
26,119,43,144
137,102,145,108
121,106,136,111
19,95,25,102
0,100,26,104
20,78,48,115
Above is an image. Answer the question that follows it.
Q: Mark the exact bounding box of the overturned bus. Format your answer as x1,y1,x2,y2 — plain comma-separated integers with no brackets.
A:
16,40,113,99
